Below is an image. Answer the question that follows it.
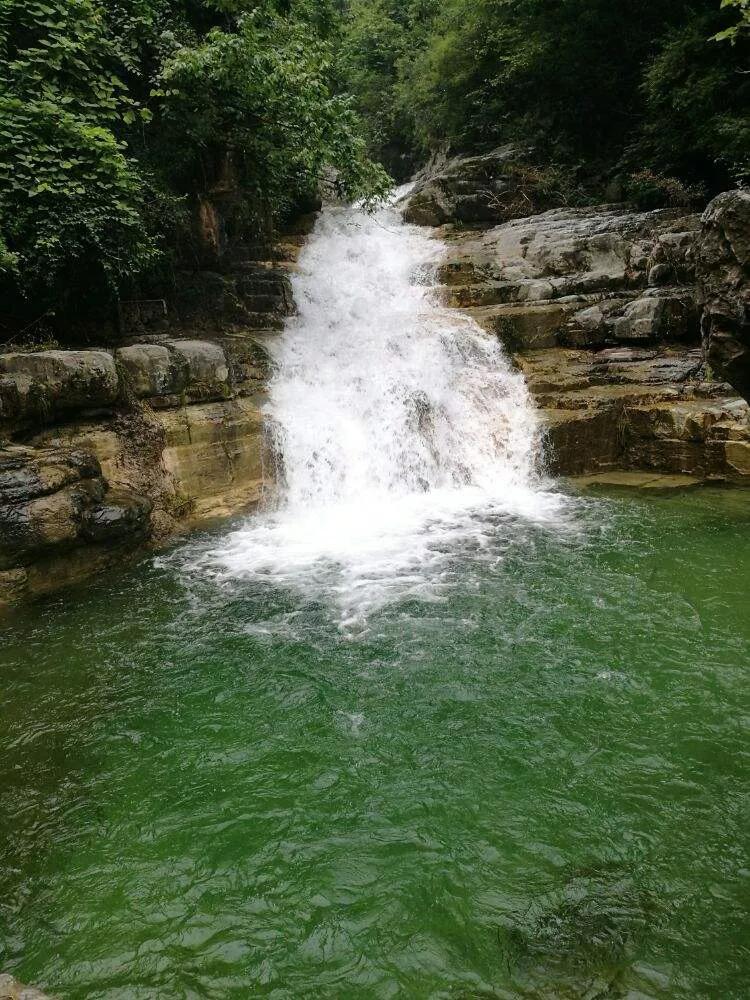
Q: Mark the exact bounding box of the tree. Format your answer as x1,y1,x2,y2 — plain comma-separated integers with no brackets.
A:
0,0,157,323
0,0,388,335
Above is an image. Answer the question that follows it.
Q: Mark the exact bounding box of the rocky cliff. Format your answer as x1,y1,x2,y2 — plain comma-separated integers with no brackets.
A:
402,149,750,487
0,237,299,608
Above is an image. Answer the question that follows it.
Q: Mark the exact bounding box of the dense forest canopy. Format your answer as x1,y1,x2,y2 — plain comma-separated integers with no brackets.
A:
0,0,748,338
339,0,749,189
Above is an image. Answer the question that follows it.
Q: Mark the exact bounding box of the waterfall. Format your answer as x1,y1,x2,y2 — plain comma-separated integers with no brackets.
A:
192,190,565,621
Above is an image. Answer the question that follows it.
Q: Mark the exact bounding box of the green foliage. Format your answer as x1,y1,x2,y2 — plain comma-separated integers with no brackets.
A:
0,0,388,333
3,0,748,336
714,0,750,40
337,0,439,175
157,11,388,213
338,0,750,195
0,0,157,317
637,10,750,186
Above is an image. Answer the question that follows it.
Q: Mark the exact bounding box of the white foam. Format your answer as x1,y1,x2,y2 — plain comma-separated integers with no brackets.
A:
185,191,570,621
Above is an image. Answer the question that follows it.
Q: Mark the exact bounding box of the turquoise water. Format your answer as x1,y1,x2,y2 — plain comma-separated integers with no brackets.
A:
1,488,749,999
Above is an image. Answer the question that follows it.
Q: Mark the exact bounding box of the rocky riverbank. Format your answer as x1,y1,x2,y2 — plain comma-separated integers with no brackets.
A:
2,150,749,608
0,239,300,608
402,149,750,486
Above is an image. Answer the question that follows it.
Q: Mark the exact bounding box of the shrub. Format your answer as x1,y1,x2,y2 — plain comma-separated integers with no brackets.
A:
625,170,706,210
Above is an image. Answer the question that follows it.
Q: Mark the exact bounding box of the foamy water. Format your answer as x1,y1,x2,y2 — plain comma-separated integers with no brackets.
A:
179,189,569,621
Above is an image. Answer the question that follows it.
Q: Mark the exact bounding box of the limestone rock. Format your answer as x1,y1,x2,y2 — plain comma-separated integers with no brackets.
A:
0,239,291,605
116,344,178,399
80,491,153,543
514,347,750,479
436,204,699,293
429,173,748,483
154,397,266,518
0,446,103,569
115,340,232,405
166,339,230,402
169,264,294,336
696,189,750,402
0,350,118,427
572,289,699,346
0,443,152,584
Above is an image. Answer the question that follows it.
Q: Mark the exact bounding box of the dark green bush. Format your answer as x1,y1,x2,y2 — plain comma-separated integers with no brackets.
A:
338,0,750,196
0,0,389,335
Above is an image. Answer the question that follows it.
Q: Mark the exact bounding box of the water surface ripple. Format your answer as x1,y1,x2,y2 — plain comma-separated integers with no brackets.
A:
1,198,749,999
1,490,749,998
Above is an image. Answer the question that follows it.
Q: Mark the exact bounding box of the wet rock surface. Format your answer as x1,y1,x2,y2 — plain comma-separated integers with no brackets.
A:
0,444,153,603
516,347,749,477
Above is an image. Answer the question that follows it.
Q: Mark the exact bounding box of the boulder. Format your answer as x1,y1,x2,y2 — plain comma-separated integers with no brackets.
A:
116,344,180,399
0,444,100,506
0,351,118,428
166,339,230,402
587,289,698,345
115,340,231,404
402,146,548,227
696,189,750,402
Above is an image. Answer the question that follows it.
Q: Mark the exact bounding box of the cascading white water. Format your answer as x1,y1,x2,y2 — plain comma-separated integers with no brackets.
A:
192,190,566,622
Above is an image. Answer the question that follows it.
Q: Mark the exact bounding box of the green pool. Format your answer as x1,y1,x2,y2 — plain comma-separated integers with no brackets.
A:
1,487,749,999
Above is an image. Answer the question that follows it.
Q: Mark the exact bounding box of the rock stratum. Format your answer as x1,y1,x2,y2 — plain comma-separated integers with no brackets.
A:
0,241,299,608
402,149,750,486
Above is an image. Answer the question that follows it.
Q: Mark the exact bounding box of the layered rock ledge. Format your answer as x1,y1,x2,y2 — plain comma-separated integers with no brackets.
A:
401,159,750,485
0,254,295,608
